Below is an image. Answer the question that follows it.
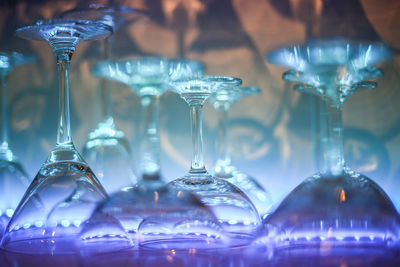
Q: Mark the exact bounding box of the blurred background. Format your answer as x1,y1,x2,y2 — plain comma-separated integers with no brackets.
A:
1,0,400,209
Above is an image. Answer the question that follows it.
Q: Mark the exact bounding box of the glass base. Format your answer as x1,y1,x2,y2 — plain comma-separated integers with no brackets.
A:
15,19,112,53
168,174,261,240
262,169,400,250
220,172,272,220
1,161,110,254
0,159,31,236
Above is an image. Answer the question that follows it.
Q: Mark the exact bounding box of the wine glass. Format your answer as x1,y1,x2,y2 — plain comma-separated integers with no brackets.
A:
88,57,205,238
166,76,261,244
208,86,273,220
260,39,400,253
1,19,131,255
0,52,34,236
62,4,148,194
92,56,203,188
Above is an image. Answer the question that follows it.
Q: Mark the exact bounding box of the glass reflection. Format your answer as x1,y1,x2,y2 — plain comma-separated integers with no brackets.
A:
0,52,34,236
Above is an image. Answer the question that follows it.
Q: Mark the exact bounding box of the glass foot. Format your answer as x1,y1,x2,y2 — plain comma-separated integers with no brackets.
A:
15,19,112,53
263,169,400,250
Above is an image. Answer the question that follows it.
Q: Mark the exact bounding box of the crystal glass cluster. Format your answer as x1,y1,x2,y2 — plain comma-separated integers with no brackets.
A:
0,2,397,265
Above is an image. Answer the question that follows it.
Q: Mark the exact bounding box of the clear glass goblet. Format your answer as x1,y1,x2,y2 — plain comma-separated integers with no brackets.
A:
62,4,148,194
261,39,400,253
0,52,34,236
1,19,130,255
167,76,261,244
92,56,203,188
208,86,273,220
88,57,205,239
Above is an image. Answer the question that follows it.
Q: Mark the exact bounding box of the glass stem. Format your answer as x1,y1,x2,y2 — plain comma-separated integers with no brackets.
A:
99,38,114,127
140,93,161,178
189,103,207,174
0,74,9,151
321,100,345,176
214,104,234,177
316,96,327,171
56,52,73,147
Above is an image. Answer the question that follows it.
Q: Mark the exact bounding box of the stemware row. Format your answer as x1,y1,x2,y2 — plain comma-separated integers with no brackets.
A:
0,3,398,262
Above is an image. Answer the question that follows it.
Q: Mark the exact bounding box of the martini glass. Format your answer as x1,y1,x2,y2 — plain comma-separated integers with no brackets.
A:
262,39,400,252
89,57,205,238
62,4,148,193
1,19,130,255
167,76,261,243
0,52,34,235
208,86,273,220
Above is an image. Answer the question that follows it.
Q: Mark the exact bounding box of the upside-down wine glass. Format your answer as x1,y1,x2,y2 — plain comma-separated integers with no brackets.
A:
164,76,261,245
62,4,148,193
93,56,204,187
1,19,131,255
261,39,400,253
89,57,206,239
0,52,34,235
208,86,273,220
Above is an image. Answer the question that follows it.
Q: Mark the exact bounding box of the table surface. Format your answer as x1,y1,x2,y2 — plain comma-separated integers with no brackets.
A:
1,246,399,267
